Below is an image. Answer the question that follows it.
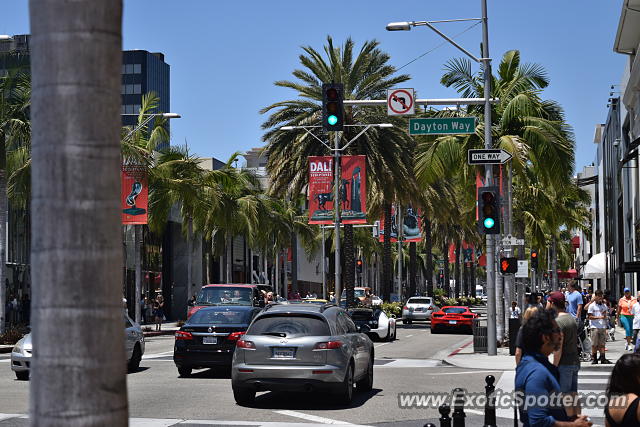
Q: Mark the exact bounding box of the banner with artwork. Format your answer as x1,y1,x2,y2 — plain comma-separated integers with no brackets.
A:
308,155,367,224
121,165,148,225
378,205,421,242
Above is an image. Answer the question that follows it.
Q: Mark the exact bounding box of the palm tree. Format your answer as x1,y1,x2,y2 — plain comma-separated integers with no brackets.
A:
261,36,416,303
0,66,30,333
29,1,128,424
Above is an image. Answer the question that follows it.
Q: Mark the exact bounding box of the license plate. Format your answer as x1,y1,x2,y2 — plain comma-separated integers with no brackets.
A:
448,320,457,324
415,307,423,312
272,348,295,358
203,336,217,344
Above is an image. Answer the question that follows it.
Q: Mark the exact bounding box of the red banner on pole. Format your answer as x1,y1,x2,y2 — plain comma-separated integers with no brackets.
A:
308,155,367,224
121,165,148,225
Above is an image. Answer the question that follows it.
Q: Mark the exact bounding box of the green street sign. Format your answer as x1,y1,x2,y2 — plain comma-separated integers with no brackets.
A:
409,117,476,135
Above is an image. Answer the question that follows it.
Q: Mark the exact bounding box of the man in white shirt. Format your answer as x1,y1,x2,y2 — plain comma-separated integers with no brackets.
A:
631,293,640,352
510,301,521,319
587,290,611,364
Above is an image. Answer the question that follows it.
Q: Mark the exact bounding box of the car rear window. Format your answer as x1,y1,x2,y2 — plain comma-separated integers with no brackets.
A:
349,310,373,320
247,314,331,338
189,308,252,324
195,286,253,305
408,298,431,304
443,307,467,314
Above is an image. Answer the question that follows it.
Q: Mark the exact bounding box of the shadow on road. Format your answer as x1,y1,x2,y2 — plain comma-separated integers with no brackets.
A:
178,367,232,379
396,323,430,330
248,388,383,410
128,366,150,375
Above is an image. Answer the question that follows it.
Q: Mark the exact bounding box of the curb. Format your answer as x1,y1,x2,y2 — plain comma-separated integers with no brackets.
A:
143,330,177,337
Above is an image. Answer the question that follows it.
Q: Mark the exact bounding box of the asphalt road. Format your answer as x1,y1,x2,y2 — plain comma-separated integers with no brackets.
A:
0,316,516,426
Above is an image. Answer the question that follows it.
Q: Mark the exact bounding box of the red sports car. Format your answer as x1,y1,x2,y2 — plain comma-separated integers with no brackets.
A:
430,306,478,334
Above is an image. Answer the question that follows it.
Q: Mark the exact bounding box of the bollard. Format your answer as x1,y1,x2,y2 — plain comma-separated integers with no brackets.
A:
452,387,466,427
438,404,451,427
483,375,496,427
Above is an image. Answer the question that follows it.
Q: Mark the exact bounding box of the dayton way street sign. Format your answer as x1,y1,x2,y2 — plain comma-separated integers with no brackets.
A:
467,149,513,165
409,117,475,135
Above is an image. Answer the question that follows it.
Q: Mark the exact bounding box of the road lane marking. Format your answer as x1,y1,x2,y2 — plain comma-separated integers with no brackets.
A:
274,410,356,425
405,334,413,338
374,343,390,348
141,351,174,360
447,340,473,357
427,370,501,375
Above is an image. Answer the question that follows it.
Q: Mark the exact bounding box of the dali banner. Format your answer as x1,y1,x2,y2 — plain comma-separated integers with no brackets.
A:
121,165,148,225
308,155,367,225
378,205,421,242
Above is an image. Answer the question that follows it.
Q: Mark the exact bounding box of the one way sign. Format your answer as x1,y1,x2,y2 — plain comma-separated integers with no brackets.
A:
467,149,513,165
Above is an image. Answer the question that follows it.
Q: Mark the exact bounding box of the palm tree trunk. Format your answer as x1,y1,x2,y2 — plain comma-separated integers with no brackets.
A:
425,219,433,297
187,217,193,300
471,261,476,298
443,240,450,297
409,242,417,297
454,240,461,299
382,202,392,301
343,224,355,307
226,233,232,283
275,251,280,297
29,1,128,424
0,163,6,334
551,237,559,290
134,225,142,324
291,232,298,293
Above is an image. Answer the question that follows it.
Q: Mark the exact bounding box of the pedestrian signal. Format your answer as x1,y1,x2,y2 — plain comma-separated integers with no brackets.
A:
500,257,518,274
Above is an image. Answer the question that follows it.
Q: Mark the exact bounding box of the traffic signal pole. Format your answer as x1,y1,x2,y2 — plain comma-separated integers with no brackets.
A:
334,131,342,306
481,0,497,356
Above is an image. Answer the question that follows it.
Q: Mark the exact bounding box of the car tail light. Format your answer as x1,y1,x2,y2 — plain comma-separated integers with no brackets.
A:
312,370,334,374
403,306,408,311
238,368,254,373
432,313,443,318
227,332,244,341
175,331,193,340
236,339,255,349
313,341,343,350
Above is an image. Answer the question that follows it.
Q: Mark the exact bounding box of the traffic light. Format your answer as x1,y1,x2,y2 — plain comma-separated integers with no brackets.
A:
500,257,518,274
478,186,500,234
531,250,539,270
356,259,363,273
322,83,344,131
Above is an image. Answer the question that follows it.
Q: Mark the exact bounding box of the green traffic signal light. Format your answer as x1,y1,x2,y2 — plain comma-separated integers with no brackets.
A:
327,115,338,125
484,217,495,229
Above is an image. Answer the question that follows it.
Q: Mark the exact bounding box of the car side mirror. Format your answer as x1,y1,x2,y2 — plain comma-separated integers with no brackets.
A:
359,324,371,334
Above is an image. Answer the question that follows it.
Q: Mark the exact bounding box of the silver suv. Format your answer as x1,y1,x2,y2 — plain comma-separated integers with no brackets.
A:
231,303,374,405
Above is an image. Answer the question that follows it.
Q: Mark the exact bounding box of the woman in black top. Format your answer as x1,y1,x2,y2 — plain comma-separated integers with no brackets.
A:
605,353,640,427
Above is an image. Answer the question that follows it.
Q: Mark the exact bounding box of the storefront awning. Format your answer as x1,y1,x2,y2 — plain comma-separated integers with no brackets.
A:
557,269,578,279
583,252,607,279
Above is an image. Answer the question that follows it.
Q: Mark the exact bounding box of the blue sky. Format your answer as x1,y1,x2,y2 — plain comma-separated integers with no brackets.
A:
2,1,626,172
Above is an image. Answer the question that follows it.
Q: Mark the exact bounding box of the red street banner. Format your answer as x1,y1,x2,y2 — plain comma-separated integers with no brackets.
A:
378,205,421,242
308,155,367,224
121,165,148,225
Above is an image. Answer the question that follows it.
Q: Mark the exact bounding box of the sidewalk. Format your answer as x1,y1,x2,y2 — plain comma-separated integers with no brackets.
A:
443,325,631,370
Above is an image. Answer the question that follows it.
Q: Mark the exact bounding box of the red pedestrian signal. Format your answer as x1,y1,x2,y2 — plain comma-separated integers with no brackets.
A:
499,257,518,274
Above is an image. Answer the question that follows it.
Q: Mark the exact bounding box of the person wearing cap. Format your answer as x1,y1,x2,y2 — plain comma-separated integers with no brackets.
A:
587,290,612,364
546,291,581,417
617,287,638,351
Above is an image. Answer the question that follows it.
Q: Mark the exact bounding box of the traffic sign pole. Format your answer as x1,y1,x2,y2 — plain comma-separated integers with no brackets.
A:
334,131,342,306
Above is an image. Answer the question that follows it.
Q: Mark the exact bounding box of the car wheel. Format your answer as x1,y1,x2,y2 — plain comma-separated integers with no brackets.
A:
406,319,412,325
15,371,29,381
232,385,256,406
430,326,440,334
335,362,354,405
178,367,192,377
356,357,374,391
128,344,142,372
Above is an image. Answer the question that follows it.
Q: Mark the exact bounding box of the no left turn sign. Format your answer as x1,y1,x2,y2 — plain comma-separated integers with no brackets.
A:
387,88,415,116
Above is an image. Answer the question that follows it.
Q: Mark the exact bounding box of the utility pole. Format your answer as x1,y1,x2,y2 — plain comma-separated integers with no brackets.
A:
334,131,342,305
321,226,326,299
480,0,497,356
397,205,403,300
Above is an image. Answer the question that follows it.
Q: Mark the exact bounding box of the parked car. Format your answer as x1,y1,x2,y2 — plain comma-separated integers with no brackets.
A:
340,287,372,304
348,308,396,341
231,303,374,405
11,313,145,380
401,297,438,324
174,306,262,377
371,296,383,306
188,284,265,318
430,306,478,334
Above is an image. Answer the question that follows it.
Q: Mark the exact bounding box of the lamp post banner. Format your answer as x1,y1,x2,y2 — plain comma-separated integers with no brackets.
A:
121,165,148,225
308,155,367,224
378,205,421,242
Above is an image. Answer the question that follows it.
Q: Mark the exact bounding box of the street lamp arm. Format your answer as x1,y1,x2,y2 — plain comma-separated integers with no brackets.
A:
416,21,481,63
280,125,332,151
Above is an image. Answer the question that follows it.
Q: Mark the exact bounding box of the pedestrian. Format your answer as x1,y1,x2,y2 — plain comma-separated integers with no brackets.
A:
630,294,640,352
145,297,153,324
139,295,146,324
587,290,612,364
514,309,592,426
154,295,165,331
566,281,584,322
515,306,540,365
546,291,582,417
329,292,335,302
604,353,640,426
617,288,637,351
510,301,521,319
187,295,196,307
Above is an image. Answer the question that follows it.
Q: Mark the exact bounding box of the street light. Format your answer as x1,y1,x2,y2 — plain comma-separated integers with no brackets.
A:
121,111,180,324
386,22,412,31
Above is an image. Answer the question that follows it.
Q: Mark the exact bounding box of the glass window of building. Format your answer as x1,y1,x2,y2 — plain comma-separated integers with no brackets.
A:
133,64,141,74
133,104,141,114
121,84,126,94
134,84,141,94
121,105,126,115
125,63,134,74
121,64,126,74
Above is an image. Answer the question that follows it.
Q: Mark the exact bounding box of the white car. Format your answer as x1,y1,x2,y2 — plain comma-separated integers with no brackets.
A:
11,312,145,380
348,308,396,341
371,296,383,306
